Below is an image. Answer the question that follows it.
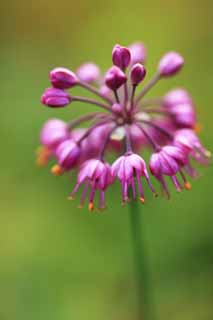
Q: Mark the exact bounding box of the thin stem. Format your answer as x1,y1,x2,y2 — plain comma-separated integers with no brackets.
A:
136,122,160,151
140,119,174,140
130,85,137,109
67,112,105,129
77,119,114,145
140,98,163,107
135,73,161,104
124,82,129,107
144,108,168,115
125,125,133,152
79,82,113,104
129,200,155,320
99,125,117,160
72,96,113,113
113,90,120,103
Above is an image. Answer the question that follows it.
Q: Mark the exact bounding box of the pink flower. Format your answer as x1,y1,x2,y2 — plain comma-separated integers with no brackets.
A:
70,159,113,210
112,152,156,203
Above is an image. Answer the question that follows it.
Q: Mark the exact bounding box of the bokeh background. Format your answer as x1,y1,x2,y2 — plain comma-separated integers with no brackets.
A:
0,0,213,319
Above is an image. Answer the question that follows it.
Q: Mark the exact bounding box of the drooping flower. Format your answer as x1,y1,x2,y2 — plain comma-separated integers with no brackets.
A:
37,41,210,211
111,152,156,203
70,159,113,210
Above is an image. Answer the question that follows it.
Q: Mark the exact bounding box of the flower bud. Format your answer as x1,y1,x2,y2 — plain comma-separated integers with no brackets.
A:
164,89,190,108
56,139,81,170
112,44,131,70
76,63,100,83
158,52,184,77
130,63,146,85
105,66,127,90
40,119,69,148
129,42,147,65
50,67,78,89
112,103,123,114
41,88,72,108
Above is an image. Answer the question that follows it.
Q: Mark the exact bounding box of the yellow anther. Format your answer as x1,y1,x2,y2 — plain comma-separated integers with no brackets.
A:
140,197,145,204
204,150,211,158
88,202,94,211
184,181,191,190
51,164,63,176
68,195,74,201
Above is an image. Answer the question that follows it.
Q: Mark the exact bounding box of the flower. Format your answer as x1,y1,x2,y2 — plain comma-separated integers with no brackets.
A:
150,146,189,196
129,42,147,65
158,52,184,77
50,67,79,89
41,87,71,107
111,152,156,203
70,159,113,210
130,63,146,86
76,63,100,83
38,41,209,211
112,44,131,70
105,66,127,90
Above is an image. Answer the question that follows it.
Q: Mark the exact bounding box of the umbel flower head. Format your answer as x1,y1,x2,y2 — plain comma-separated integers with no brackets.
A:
37,42,210,211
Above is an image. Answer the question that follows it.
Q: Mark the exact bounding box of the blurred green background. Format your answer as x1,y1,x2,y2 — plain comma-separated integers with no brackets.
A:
0,0,213,319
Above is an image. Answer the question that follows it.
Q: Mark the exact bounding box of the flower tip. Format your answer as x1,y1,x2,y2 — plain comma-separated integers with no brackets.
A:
112,44,131,70
139,197,145,204
88,202,94,211
68,195,74,201
184,181,191,190
51,164,64,176
158,52,184,77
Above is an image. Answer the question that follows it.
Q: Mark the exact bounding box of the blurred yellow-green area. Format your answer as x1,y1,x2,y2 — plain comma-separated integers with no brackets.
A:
0,0,213,319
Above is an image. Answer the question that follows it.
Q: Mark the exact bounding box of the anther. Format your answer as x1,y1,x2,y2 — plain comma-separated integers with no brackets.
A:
51,164,64,176
184,181,191,190
140,197,145,204
88,202,94,211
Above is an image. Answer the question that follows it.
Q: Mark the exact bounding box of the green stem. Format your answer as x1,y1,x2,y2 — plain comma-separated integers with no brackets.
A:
129,200,155,320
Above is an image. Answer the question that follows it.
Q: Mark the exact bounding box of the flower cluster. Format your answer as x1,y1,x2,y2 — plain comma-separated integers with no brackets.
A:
37,42,210,211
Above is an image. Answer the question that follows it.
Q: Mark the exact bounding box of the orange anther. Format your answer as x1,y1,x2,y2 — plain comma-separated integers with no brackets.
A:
184,181,191,190
193,122,202,134
88,202,94,211
140,197,145,204
51,164,63,176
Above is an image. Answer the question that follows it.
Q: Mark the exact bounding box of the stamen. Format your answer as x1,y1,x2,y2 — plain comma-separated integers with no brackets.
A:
79,81,113,104
136,173,145,202
184,181,191,190
179,170,192,190
72,96,113,113
139,197,145,204
135,73,161,104
79,184,89,208
193,122,202,134
36,146,51,166
171,175,182,192
113,90,120,103
131,178,137,200
98,190,106,211
159,175,170,199
51,164,64,176
88,202,94,211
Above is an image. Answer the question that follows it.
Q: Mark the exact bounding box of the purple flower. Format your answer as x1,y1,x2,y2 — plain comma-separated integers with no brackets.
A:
41,87,71,108
105,66,127,90
129,42,147,65
174,129,211,164
112,44,131,70
55,139,81,170
76,63,100,83
130,63,146,85
40,119,69,149
111,152,156,203
70,159,113,210
50,67,78,89
158,52,184,77
163,89,196,128
38,41,209,210
150,146,188,195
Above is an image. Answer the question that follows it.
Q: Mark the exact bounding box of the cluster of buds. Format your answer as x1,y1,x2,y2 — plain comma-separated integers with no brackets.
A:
37,42,210,211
